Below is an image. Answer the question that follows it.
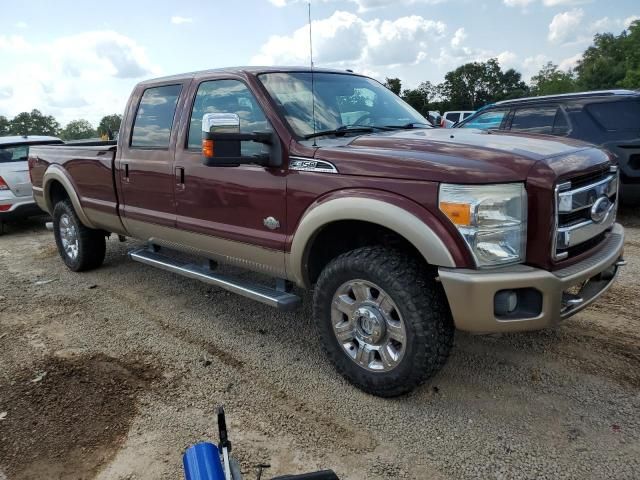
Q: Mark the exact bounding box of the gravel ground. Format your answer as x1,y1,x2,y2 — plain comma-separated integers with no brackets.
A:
0,208,639,480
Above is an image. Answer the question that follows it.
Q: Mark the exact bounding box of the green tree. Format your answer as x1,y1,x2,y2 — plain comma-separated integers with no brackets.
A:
383,77,402,95
0,115,9,135
620,20,640,89
61,119,96,140
9,109,61,136
530,62,578,96
575,21,640,90
401,81,440,116
97,114,122,139
439,58,527,110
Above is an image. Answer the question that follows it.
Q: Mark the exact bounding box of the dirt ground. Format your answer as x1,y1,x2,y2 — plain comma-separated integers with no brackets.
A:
0,209,639,480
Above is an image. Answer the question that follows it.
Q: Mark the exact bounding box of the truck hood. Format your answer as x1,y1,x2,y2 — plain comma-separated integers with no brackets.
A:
313,128,611,183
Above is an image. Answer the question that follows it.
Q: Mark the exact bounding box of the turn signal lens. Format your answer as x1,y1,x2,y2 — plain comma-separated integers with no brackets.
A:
202,139,214,158
440,202,471,226
0,176,8,191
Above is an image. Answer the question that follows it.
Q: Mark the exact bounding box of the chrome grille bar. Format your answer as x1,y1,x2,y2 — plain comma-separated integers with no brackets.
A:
553,166,618,260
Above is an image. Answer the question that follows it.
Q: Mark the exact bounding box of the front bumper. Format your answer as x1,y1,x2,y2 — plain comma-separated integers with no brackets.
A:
439,223,625,333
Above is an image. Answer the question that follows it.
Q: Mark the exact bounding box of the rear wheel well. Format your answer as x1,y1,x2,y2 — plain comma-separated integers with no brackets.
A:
48,180,70,210
305,220,431,286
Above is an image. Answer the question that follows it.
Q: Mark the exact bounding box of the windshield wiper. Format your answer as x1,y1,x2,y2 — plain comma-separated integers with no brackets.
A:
383,122,433,129
303,125,375,140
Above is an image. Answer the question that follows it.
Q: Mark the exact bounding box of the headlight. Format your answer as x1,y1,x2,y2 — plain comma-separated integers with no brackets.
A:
439,183,527,267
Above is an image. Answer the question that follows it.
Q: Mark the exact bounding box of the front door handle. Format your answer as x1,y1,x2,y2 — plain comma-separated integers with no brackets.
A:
123,163,129,182
175,166,185,190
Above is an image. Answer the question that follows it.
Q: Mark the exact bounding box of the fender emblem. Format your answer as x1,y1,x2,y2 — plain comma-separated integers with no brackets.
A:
263,216,280,230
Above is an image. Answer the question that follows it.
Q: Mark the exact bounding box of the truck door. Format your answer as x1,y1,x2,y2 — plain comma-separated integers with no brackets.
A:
117,83,187,238
173,78,287,276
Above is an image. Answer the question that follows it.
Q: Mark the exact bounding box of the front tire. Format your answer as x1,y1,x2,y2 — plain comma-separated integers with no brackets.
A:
313,246,454,397
53,200,106,272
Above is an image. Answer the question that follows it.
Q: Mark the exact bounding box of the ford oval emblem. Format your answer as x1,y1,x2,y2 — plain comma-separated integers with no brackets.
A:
590,196,611,224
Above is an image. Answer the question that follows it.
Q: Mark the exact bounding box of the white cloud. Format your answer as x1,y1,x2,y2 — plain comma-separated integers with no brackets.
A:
251,11,446,69
503,0,535,7
624,15,639,29
0,31,159,125
15,21,27,29
542,0,590,6
548,8,584,43
171,16,193,25
558,52,581,71
497,51,518,69
450,27,466,48
269,0,448,12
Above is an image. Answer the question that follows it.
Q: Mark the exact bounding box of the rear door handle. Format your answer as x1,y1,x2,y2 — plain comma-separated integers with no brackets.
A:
175,166,185,190
123,163,129,182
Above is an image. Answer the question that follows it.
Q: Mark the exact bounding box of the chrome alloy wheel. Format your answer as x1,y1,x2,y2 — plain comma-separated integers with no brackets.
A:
331,279,407,372
59,213,79,260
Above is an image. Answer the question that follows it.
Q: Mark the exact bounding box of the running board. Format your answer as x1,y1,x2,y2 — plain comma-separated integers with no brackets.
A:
128,248,300,311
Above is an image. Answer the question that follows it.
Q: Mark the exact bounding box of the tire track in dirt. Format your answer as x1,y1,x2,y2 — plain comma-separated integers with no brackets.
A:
103,285,377,455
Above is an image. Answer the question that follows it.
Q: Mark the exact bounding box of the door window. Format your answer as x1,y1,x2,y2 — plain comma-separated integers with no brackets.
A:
460,110,507,130
445,112,460,122
510,106,568,135
130,84,182,148
187,80,272,157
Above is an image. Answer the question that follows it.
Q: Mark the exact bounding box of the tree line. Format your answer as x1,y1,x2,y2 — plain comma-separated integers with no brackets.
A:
0,111,122,141
387,20,639,116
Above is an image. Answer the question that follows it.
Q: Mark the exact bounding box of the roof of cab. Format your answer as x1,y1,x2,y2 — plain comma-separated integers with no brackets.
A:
0,135,62,146
138,66,364,85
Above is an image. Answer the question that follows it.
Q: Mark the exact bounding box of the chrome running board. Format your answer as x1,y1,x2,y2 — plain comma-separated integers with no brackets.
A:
129,247,300,311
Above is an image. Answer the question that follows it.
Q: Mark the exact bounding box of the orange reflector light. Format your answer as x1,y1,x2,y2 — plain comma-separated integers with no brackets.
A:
440,202,471,226
202,139,215,158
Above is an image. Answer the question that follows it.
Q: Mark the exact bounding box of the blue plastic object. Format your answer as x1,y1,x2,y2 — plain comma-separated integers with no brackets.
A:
183,442,225,480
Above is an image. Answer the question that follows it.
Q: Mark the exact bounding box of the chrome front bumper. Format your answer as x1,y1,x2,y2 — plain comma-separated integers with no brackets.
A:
438,223,625,334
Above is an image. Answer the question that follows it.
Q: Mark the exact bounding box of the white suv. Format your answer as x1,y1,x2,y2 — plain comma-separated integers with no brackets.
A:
0,136,62,225
442,111,475,127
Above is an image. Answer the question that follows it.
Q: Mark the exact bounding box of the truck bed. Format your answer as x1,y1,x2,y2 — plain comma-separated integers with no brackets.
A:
29,141,122,234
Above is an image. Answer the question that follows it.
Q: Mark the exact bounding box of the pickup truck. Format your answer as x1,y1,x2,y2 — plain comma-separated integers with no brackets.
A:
29,67,625,397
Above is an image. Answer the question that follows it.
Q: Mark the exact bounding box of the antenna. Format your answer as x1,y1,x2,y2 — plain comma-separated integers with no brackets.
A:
308,2,317,147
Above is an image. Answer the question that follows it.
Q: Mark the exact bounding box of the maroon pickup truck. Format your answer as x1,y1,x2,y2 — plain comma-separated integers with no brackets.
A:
29,67,625,397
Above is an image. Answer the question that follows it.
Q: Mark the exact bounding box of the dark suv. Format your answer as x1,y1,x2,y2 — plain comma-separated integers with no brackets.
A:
456,90,640,204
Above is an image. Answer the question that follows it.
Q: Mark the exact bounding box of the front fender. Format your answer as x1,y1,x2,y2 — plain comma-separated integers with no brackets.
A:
286,189,463,287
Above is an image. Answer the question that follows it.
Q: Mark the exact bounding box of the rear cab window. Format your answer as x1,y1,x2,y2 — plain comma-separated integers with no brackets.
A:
460,110,507,130
130,84,182,148
586,100,640,132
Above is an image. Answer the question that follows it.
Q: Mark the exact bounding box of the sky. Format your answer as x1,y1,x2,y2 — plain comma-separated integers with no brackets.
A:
0,0,638,126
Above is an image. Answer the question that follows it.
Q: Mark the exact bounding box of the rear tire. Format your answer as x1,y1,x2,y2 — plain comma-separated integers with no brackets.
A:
53,200,106,272
313,246,454,397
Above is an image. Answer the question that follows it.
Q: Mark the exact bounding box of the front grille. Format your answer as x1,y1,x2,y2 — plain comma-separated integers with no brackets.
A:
569,165,611,189
553,166,618,260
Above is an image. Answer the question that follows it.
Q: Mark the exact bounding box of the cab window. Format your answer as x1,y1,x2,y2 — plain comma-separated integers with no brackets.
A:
188,80,272,157
460,110,507,130
131,84,182,148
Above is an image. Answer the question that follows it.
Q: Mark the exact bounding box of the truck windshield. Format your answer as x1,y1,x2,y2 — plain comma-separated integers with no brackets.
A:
259,72,430,138
0,145,29,163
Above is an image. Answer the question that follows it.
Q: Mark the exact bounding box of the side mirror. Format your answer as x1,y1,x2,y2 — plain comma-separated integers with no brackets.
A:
201,113,281,168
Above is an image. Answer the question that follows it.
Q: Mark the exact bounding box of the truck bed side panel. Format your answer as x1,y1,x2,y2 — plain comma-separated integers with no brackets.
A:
30,144,126,235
